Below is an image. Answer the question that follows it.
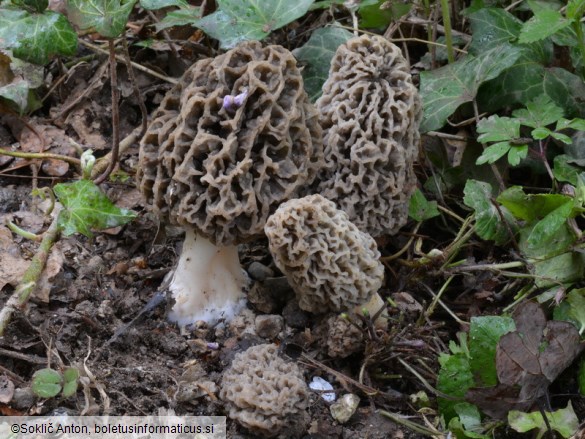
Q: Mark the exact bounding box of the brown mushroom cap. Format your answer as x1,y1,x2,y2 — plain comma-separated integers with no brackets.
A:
219,343,309,438
265,194,384,313
137,41,323,246
315,34,422,237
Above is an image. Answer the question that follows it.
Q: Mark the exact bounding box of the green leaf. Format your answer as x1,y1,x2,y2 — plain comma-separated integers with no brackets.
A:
139,0,187,9
531,127,552,140
553,155,582,185
475,141,511,165
195,0,315,49
477,115,520,142
437,350,474,423
11,0,48,12
560,288,585,335
67,0,137,38
408,188,440,222
358,0,411,29
31,368,62,398
0,54,43,113
526,199,573,247
0,9,77,64
509,402,579,438
468,8,522,54
550,132,573,144
155,6,201,31
507,144,528,166
557,117,585,131
54,180,137,238
497,186,573,221
518,9,572,44
463,180,515,245
293,27,353,102
566,0,585,20
419,44,522,132
469,316,515,387
512,95,564,128
61,367,79,398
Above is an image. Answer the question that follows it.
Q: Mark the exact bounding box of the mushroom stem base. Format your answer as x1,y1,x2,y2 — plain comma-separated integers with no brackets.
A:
168,229,247,326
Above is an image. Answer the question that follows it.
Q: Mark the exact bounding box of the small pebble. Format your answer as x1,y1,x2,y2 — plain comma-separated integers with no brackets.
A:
255,314,284,339
330,393,360,424
247,262,274,281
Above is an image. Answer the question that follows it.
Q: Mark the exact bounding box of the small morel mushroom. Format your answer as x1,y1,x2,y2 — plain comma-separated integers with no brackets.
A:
219,343,309,438
264,194,384,314
136,41,323,325
315,34,422,236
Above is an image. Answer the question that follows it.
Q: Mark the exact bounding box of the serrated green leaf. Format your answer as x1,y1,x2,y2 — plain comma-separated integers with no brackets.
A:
509,402,579,438
31,368,62,398
139,0,187,9
512,95,564,128
518,9,571,44
0,9,77,64
195,0,314,49
155,6,201,31
497,186,573,222
358,0,411,29
557,117,585,131
507,145,528,166
408,188,440,222
477,115,520,142
550,132,573,144
420,44,522,132
453,403,486,436
476,141,511,165
469,316,515,387
468,8,522,54
54,180,137,238
293,26,352,102
67,0,137,38
463,180,515,245
567,0,585,20
553,155,582,185
437,351,474,423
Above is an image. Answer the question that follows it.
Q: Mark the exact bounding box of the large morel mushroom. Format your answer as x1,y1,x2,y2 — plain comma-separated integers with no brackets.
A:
136,41,323,325
219,343,309,438
315,34,422,237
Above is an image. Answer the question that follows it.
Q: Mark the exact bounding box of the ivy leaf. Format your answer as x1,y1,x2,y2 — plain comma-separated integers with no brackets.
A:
0,54,43,113
512,95,564,128
139,0,188,9
293,27,352,102
54,180,137,238
67,0,137,38
195,0,315,49
468,8,522,54
469,316,516,387
463,180,515,245
0,9,77,64
518,9,572,44
11,0,48,13
408,188,440,222
155,6,201,31
358,0,411,29
419,44,522,132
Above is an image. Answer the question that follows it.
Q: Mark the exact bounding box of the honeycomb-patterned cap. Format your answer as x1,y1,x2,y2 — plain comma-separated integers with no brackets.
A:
219,343,309,438
315,34,422,237
265,194,384,313
137,41,323,245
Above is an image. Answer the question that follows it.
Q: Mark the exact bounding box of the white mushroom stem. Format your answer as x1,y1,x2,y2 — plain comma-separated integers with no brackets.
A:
167,229,247,326
354,292,388,331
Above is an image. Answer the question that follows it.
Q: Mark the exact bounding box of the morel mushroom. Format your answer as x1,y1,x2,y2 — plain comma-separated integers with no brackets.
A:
137,41,323,325
315,34,422,236
264,194,384,314
220,343,309,438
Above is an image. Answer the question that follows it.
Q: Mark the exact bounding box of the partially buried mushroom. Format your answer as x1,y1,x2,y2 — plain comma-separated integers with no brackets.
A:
264,194,384,315
137,41,323,325
315,34,422,237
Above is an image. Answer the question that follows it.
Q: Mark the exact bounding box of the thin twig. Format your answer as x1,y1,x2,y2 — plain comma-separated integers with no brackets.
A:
94,39,121,185
79,39,178,85
0,148,81,169
121,38,148,139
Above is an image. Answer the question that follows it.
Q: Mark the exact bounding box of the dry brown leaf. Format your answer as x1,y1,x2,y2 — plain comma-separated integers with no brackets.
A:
0,225,29,291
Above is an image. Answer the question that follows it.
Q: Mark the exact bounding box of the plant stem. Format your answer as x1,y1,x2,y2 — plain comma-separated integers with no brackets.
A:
0,149,81,169
573,20,585,79
6,222,41,242
94,39,121,185
439,0,455,63
0,209,61,336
